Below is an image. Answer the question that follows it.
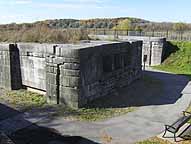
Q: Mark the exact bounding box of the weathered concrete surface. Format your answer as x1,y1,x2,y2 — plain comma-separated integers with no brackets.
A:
37,68,191,144
89,35,167,66
18,43,55,91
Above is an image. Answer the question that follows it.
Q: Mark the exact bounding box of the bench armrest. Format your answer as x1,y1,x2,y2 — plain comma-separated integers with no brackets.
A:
183,111,191,116
165,125,176,131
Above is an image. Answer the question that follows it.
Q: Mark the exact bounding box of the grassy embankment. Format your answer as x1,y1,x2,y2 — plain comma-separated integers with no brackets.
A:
154,41,191,80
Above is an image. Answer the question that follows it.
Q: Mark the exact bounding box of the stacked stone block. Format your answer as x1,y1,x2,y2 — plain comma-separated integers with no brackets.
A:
59,63,80,108
46,57,59,104
79,41,142,106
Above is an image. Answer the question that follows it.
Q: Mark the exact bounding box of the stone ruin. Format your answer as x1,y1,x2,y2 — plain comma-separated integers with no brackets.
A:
0,40,142,108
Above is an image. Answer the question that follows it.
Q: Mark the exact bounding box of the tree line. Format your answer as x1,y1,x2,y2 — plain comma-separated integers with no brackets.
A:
0,17,191,32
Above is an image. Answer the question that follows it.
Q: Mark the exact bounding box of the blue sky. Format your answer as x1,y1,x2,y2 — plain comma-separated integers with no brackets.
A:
0,0,190,24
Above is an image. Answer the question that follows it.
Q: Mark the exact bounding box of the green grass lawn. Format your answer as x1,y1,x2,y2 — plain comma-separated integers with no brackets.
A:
0,89,47,111
154,41,191,80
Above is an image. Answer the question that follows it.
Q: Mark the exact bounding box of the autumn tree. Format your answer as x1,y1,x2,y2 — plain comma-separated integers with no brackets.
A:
114,19,132,30
173,22,188,31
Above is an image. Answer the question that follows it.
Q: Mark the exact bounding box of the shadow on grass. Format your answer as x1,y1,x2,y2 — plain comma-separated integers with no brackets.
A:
162,41,180,62
179,74,191,81
85,70,189,108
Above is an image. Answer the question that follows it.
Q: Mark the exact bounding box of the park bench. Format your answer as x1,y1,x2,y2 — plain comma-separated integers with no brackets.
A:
163,111,191,142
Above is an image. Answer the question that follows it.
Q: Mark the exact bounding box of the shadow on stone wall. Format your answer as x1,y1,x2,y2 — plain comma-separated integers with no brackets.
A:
162,41,179,62
86,70,189,108
9,44,22,90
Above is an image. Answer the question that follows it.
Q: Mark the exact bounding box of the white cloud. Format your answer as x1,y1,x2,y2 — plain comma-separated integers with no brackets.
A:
37,3,83,9
15,0,32,4
33,0,112,9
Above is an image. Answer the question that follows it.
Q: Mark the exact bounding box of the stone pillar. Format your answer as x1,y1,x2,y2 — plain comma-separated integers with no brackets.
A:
59,63,80,108
45,56,60,104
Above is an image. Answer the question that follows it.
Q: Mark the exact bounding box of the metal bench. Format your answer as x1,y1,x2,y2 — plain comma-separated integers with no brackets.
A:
163,111,191,142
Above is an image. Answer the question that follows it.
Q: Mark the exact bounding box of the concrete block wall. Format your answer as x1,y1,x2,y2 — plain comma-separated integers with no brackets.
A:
78,41,142,106
0,44,12,89
89,35,167,66
18,43,55,91
122,36,166,66
0,41,142,108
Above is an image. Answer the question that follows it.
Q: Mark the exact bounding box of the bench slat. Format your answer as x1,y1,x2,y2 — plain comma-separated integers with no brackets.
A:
168,115,191,132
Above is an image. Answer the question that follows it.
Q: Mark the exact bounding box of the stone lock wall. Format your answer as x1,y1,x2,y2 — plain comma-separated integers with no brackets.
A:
89,35,167,66
127,37,166,66
79,41,142,106
17,43,55,91
0,41,142,108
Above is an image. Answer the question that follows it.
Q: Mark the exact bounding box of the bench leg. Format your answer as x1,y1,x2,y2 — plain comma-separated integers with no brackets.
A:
174,133,176,142
162,129,167,138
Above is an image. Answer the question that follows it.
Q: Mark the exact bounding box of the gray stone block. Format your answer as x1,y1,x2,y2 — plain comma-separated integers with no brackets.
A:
46,84,58,97
61,63,80,70
60,69,80,76
46,73,57,85
60,76,80,87
60,87,79,97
